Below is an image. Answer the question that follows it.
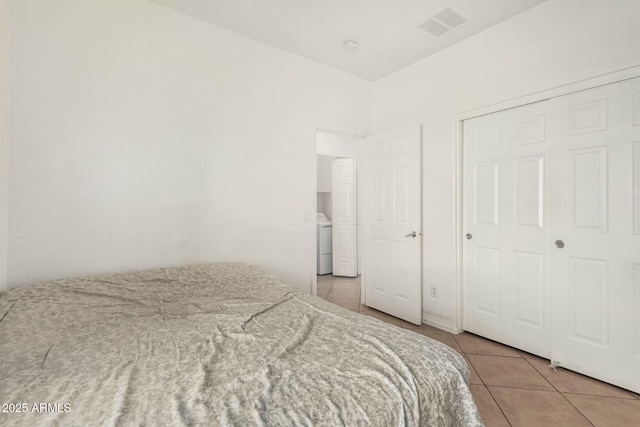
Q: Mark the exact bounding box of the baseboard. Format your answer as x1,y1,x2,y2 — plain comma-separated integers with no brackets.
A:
422,312,462,334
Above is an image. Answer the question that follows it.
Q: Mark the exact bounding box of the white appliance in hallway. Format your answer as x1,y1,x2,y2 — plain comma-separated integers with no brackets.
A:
317,213,333,275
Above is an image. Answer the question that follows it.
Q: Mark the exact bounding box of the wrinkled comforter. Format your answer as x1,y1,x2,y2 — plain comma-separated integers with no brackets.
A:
0,263,482,426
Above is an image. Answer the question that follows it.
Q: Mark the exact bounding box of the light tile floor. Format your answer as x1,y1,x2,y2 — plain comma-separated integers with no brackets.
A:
317,274,640,427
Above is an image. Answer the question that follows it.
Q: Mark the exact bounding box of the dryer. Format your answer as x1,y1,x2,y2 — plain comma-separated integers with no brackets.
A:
316,213,332,275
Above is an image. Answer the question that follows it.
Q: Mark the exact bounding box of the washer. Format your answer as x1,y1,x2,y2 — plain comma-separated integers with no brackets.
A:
316,213,333,275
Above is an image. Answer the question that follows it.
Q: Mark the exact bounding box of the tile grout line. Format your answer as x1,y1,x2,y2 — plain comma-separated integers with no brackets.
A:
461,347,514,427
469,348,574,427
560,390,639,400
322,287,590,426
524,358,637,400
484,384,598,427
452,333,633,425
323,275,336,300
553,394,595,427
452,333,524,359
488,382,584,394
522,357,559,392
459,348,485,387
452,333,520,404
462,352,523,359
484,384,561,393
322,286,635,424
558,391,595,427
521,358,595,427
481,383,513,427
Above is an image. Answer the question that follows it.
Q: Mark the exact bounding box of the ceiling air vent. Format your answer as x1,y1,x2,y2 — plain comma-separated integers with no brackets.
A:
418,7,468,38
418,18,450,37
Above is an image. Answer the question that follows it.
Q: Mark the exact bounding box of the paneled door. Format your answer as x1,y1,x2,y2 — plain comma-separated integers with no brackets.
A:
363,126,422,325
548,77,640,393
463,101,552,358
463,76,640,394
332,158,357,277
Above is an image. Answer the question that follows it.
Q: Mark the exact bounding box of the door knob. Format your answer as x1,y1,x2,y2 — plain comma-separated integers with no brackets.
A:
466,233,472,240
405,231,417,238
554,240,565,249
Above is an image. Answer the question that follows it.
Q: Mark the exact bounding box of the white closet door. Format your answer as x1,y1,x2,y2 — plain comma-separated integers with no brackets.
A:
548,77,640,393
463,101,551,357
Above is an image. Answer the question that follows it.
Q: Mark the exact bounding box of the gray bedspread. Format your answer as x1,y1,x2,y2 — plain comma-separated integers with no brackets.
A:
0,263,482,426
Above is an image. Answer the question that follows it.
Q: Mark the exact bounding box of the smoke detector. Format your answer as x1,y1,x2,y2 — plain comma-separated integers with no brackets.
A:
418,7,468,38
343,39,359,52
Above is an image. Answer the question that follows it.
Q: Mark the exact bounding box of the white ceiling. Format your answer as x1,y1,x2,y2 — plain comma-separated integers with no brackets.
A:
150,0,548,81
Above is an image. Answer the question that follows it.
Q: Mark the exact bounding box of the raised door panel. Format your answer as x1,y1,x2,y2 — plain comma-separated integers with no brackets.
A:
474,247,500,316
515,252,545,328
393,167,410,223
392,241,411,302
474,161,499,227
372,170,386,222
393,136,410,156
514,156,544,229
475,124,500,151
569,99,608,135
336,183,351,218
335,229,353,266
569,258,609,348
370,239,387,296
516,115,546,144
570,147,608,232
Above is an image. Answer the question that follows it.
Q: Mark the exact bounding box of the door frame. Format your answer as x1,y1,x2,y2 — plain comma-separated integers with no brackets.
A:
453,64,640,334
312,122,367,299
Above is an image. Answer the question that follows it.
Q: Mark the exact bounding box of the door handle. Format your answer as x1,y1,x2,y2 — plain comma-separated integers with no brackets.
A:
554,240,565,249
405,231,417,238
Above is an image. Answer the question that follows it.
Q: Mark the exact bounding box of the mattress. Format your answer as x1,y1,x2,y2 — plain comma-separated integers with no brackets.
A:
0,263,482,426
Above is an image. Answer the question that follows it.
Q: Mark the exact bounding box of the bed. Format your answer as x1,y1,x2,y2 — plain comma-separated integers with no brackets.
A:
0,263,482,426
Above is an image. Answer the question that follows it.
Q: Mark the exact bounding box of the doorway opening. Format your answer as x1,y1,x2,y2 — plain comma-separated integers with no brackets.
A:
313,125,423,326
314,129,363,305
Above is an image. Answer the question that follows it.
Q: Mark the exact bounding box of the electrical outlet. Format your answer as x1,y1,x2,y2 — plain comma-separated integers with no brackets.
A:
430,286,438,298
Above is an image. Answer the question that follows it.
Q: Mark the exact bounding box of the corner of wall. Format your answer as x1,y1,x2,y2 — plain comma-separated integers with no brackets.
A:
0,0,10,291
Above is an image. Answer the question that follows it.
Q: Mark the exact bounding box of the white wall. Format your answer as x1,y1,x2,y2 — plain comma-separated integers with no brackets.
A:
317,155,334,222
372,0,640,330
316,155,334,194
316,131,363,159
8,0,371,290
0,0,8,291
